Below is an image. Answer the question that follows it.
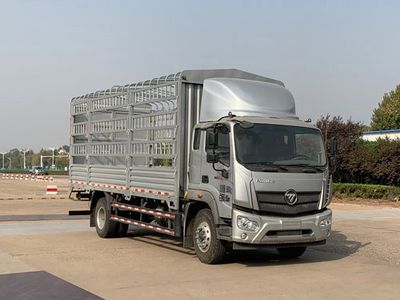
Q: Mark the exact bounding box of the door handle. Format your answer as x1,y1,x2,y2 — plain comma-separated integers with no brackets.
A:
202,175,209,183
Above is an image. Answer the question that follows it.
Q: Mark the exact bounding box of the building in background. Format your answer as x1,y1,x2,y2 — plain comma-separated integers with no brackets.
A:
361,129,400,141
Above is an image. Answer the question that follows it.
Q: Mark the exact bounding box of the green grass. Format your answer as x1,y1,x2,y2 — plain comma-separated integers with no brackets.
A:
0,169,30,174
334,183,400,200
46,170,69,176
0,169,68,176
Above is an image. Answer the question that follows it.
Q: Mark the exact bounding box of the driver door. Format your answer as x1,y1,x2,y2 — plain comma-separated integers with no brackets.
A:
200,128,233,219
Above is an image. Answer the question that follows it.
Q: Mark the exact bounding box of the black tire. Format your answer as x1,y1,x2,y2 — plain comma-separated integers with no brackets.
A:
277,246,307,259
94,197,119,238
192,209,225,264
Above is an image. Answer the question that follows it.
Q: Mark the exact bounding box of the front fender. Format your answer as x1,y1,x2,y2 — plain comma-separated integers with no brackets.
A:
186,189,221,224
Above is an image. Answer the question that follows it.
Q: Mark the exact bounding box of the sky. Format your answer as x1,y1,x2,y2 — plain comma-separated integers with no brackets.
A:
0,0,399,151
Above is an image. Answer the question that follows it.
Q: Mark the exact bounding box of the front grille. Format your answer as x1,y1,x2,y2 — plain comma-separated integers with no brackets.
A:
256,191,320,215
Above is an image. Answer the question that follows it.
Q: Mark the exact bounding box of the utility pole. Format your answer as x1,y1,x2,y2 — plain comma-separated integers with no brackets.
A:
0,152,5,170
7,158,11,170
49,147,56,169
52,148,55,168
22,149,28,170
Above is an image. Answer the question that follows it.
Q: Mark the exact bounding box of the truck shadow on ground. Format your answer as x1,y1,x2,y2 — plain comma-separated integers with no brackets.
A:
126,229,370,266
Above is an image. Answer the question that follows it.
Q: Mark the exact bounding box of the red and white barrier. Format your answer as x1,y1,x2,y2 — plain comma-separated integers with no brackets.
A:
46,185,58,195
1,174,54,182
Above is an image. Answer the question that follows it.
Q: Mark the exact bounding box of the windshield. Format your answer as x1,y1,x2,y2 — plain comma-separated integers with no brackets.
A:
234,123,326,167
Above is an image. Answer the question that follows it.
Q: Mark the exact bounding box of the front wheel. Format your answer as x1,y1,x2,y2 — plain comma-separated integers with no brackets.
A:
277,246,307,258
192,209,225,264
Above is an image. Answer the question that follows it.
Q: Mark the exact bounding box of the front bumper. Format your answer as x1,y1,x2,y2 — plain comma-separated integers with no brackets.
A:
232,208,332,245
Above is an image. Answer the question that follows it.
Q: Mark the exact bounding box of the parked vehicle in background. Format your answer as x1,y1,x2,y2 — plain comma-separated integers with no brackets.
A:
69,69,335,264
29,166,47,175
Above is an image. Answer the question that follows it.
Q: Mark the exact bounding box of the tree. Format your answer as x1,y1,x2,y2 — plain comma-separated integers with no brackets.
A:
316,115,400,186
8,149,23,169
31,153,41,166
0,147,70,171
370,84,400,130
372,139,400,186
316,115,364,182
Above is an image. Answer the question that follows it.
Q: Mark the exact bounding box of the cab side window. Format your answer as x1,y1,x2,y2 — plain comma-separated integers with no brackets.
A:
206,129,230,167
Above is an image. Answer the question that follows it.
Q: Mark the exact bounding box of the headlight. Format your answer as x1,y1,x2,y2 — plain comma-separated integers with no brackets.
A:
319,216,332,228
237,216,259,232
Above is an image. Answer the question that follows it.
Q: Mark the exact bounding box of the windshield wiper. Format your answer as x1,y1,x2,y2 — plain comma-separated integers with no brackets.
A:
244,161,274,165
262,166,288,172
244,162,288,172
280,163,324,172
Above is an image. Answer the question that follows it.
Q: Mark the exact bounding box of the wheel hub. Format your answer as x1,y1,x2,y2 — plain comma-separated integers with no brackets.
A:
195,221,211,253
96,206,106,230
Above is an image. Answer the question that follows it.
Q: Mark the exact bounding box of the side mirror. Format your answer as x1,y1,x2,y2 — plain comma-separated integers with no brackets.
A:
206,130,218,148
207,152,219,163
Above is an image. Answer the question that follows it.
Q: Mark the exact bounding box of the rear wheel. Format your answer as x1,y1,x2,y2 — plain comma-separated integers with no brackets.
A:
95,197,119,238
193,209,225,264
277,246,307,258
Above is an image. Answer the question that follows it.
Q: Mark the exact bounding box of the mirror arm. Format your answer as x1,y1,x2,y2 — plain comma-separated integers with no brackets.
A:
210,124,229,178
212,161,229,178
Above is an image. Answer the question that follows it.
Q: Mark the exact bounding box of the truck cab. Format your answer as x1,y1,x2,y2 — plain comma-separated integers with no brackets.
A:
184,77,333,262
188,116,332,253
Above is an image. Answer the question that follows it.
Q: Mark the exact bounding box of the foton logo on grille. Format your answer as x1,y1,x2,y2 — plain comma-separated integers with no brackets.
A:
284,189,298,206
255,178,275,183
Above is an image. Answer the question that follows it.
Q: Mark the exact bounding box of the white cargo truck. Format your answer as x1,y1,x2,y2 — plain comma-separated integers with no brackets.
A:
70,69,334,264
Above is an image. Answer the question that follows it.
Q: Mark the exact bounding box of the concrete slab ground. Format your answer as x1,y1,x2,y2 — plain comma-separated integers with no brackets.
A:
0,198,88,215
0,175,87,215
0,175,70,199
0,205,399,299
1,178,400,299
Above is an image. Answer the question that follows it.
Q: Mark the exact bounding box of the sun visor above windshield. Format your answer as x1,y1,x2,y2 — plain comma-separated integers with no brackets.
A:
199,78,297,122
